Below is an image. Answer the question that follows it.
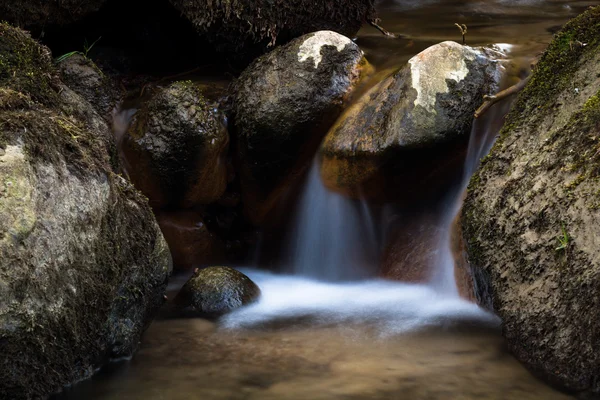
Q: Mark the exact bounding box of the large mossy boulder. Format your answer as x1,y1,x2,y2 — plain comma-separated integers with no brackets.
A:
320,41,504,200
232,30,371,225
122,81,229,210
0,24,172,399
168,0,376,55
462,7,600,395
0,0,107,28
175,267,261,316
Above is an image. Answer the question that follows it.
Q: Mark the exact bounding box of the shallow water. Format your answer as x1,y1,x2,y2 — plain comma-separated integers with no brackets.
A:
57,1,592,398
56,271,572,400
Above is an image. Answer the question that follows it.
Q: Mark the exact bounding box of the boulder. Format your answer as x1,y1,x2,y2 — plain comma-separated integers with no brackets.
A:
0,24,172,399
168,0,376,55
462,7,600,395
232,30,372,225
0,0,107,28
175,267,261,316
320,41,504,200
122,81,229,209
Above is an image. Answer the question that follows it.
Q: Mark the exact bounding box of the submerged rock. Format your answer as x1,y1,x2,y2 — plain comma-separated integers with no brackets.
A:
175,267,261,316
232,30,371,225
122,81,229,209
0,24,172,399
320,41,504,199
462,7,600,395
168,0,376,56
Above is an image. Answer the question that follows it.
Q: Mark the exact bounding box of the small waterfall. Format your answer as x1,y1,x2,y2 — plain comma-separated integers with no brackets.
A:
429,96,512,295
285,158,381,282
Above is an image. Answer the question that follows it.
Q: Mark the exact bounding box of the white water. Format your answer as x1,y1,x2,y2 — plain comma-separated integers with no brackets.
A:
223,269,499,333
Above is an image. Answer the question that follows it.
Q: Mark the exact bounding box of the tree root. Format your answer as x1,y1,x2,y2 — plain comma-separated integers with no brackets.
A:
368,19,397,38
474,75,531,118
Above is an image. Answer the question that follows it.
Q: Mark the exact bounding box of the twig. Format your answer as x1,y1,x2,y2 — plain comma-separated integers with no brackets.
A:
368,19,397,38
474,75,531,118
455,23,468,45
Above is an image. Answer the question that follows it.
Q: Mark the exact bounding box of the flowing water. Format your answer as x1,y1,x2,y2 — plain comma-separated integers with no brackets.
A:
56,1,596,399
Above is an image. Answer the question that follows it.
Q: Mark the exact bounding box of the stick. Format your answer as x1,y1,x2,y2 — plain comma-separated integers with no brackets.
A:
368,19,397,38
474,75,531,118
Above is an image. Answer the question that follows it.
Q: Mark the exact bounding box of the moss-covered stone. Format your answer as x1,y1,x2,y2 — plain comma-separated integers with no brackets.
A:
0,24,172,399
232,31,370,225
168,0,376,56
0,22,59,106
122,80,229,209
462,6,600,395
0,0,106,28
175,267,261,316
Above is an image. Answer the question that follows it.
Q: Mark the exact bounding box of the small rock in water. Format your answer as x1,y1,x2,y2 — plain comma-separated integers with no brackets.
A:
175,267,261,317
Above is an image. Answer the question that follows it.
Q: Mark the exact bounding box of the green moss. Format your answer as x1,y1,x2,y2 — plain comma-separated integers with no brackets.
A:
0,23,58,106
491,7,600,152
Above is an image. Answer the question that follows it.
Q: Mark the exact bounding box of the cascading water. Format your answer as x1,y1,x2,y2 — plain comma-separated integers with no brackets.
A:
429,90,513,296
284,158,382,281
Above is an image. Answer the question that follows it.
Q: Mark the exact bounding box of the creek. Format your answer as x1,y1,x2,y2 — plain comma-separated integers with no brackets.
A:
55,1,595,399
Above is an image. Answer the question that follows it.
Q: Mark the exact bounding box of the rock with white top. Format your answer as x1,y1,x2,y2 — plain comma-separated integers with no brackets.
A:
320,41,504,199
232,30,372,225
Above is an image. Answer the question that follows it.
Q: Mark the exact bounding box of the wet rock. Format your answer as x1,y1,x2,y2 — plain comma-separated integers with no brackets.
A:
0,0,106,28
462,7,600,395
0,24,171,399
168,0,376,56
232,31,371,225
320,41,504,199
156,210,225,271
175,267,261,316
122,81,229,209
57,53,122,122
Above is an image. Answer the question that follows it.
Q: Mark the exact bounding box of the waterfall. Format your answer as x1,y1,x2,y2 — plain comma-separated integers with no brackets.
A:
285,158,381,282
429,96,512,295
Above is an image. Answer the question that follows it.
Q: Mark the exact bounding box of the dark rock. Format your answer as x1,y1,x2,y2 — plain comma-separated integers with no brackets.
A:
175,267,261,316
0,0,107,28
168,0,376,56
0,23,171,399
57,53,122,122
122,81,229,209
232,30,371,225
320,41,504,199
462,7,600,395
156,210,226,271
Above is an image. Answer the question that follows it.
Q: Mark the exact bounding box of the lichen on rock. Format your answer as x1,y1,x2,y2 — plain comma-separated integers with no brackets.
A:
462,6,600,395
231,30,371,225
0,23,172,399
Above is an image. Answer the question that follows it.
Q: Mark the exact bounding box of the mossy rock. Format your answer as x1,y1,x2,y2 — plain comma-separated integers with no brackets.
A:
175,267,261,316
462,6,600,395
122,81,229,209
0,0,107,28
168,0,376,57
232,31,371,225
0,24,172,399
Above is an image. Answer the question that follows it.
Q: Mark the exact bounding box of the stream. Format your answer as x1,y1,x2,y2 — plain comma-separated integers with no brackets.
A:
56,1,595,399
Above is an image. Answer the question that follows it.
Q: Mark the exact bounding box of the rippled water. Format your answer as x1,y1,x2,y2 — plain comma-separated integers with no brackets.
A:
56,1,593,399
